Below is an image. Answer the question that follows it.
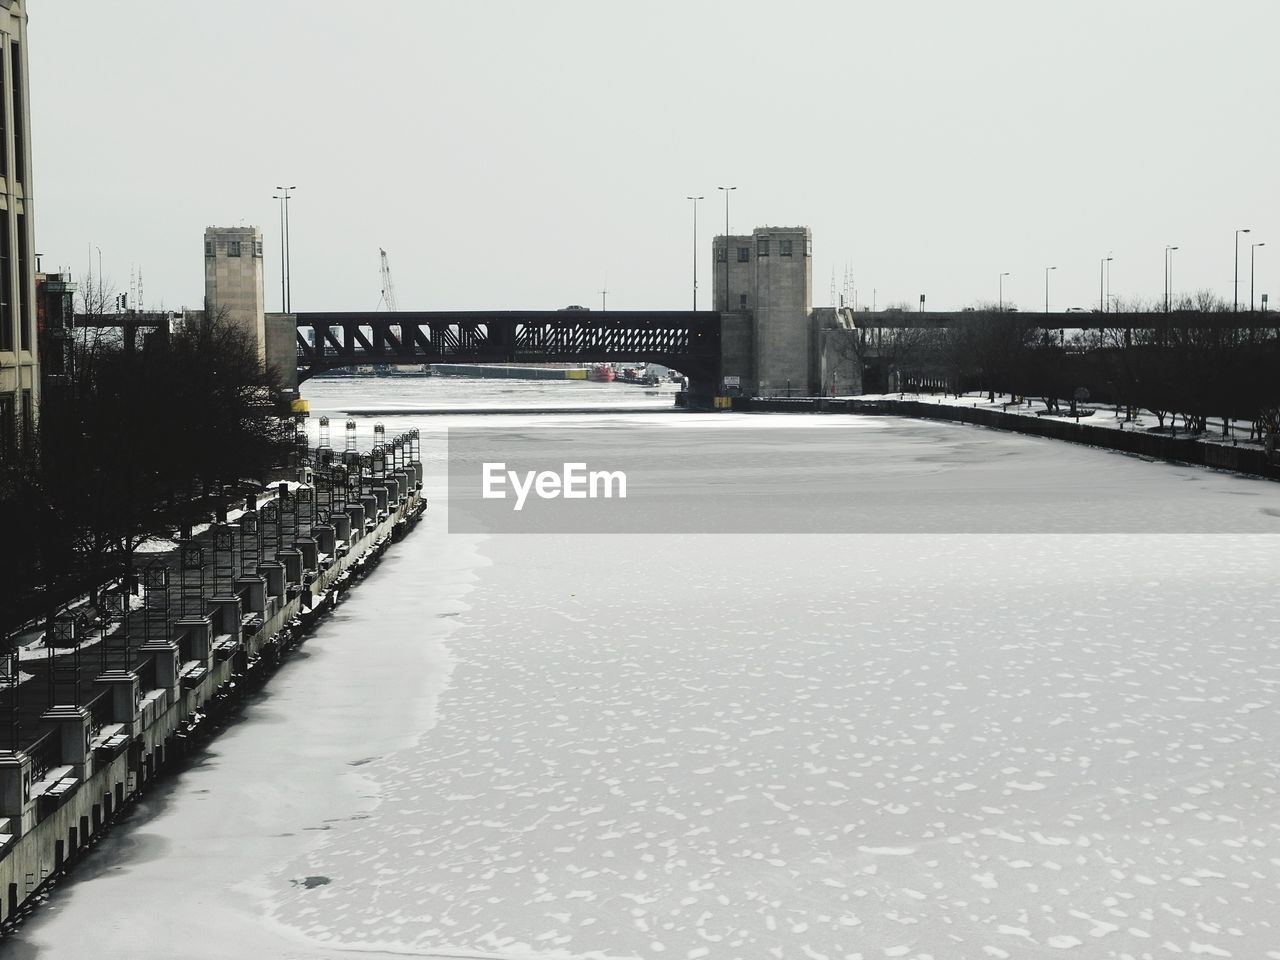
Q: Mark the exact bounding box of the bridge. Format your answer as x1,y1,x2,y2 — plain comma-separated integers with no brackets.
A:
293,310,723,398
72,303,1274,404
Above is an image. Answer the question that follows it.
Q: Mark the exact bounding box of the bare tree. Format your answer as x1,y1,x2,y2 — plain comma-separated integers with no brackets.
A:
3,307,292,635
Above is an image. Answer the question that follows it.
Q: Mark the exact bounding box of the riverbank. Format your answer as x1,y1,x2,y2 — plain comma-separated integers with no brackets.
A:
734,393,1280,481
1,499,470,960
0,441,427,937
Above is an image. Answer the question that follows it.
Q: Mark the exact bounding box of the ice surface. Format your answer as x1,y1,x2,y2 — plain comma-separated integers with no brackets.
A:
256,529,1280,960
12,378,1280,960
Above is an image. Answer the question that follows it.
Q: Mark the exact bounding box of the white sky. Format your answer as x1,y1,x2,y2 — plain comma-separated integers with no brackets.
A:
29,0,1280,314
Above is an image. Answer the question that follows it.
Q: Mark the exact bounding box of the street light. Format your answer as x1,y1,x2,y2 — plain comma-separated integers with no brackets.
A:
1251,241,1266,311
717,186,736,311
717,186,736,236
998,272,1010,312
1099,256,1113,312
1044,265,1057,313
1164,245,1178,313
1234,228,1250,312
686,195,704,311
273,186,298,312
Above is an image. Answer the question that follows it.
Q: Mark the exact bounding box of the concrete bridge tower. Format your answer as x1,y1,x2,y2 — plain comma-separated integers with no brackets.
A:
203,226,266,363
712,226,813,396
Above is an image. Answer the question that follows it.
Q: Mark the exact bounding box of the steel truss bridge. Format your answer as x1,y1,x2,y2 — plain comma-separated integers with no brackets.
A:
294,310,722,393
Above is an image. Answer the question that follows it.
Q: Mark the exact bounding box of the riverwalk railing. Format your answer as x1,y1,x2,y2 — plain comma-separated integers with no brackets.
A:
0,428,425,757
23,730,58,785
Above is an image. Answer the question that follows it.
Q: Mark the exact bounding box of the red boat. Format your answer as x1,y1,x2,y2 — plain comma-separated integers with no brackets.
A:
587,364,615,382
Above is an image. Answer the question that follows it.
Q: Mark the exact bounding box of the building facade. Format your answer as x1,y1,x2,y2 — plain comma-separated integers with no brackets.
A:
203,226,266,363
0,0,36,452
712,226,814,396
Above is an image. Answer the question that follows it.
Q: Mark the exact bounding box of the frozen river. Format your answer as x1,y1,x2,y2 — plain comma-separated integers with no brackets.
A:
7,376,1280,960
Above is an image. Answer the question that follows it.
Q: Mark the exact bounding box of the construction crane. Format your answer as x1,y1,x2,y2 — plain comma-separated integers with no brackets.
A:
378,248,400,312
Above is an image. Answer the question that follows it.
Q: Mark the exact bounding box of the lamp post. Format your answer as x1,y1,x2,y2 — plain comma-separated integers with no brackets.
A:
686,195,704,311
717,186,736,311
273,192,286,312
717,185,736,236
1044,265,1056,313
274,186,297,312
1234,228,1250,312
998,272,1010,312
1164,245,1178,312
1251,242,1265,311
1099,256,1112,312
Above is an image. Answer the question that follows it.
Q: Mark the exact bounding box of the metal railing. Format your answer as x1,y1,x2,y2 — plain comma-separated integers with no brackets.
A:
85,688,113,739
25,730,59,783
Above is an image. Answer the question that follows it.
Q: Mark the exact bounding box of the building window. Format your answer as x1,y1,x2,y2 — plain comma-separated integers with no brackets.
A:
737,247,750,263
806,237,813,257
16,213,28,352
0,209,9,353
205,240,214,257
10,43,24,184
739,294,748,309
253,240,264,258
0,45,7,179
715,247,727,263
227,240,242,258
19,389,32,443
758,239,769,257
780,239,793,257
0,393,13,455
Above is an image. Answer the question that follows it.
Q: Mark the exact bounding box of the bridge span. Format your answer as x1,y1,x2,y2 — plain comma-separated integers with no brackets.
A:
292,310,722,398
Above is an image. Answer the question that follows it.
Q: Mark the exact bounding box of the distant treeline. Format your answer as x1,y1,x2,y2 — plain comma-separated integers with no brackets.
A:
862,296,1280,443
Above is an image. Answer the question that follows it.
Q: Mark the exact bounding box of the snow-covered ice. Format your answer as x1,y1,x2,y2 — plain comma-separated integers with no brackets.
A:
263,528,1280,960
11,380,1280,960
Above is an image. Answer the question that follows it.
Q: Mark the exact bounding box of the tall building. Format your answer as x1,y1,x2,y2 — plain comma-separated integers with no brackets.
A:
0,0,36,452
203,226,267,363
712,226,813,396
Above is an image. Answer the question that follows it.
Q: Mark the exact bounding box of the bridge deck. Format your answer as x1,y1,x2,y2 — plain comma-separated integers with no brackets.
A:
293,310,723,387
